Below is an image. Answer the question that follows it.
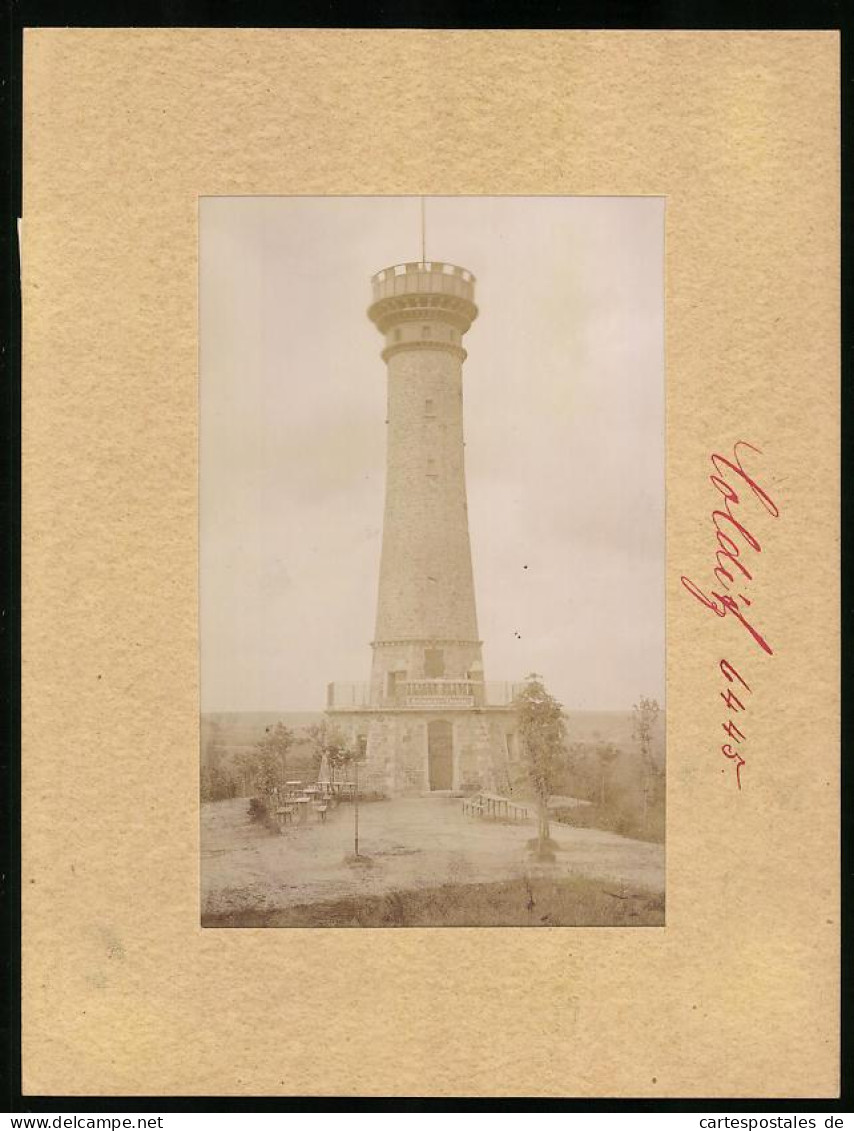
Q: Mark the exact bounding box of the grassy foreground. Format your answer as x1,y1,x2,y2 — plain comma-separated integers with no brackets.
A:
202,873,665,928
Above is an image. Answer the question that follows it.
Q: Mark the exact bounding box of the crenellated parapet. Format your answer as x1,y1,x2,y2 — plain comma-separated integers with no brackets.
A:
370,261,476,303
368,261,478,351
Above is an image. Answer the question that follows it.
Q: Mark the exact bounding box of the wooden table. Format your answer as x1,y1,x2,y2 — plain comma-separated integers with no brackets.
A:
292,797,311,823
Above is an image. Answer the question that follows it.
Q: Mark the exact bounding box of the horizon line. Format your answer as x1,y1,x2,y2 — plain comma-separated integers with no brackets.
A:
201,704,666,716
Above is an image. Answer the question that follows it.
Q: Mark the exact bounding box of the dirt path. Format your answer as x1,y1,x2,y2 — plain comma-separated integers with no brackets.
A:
202,795,664,919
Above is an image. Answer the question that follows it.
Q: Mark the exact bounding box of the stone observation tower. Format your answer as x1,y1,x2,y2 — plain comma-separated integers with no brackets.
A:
327,260,521,796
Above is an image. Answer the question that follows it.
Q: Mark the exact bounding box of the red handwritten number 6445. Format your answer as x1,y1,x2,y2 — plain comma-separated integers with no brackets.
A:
720,659,749,789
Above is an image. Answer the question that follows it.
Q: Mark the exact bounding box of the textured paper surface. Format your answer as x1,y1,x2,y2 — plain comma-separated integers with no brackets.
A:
21,30,839,1097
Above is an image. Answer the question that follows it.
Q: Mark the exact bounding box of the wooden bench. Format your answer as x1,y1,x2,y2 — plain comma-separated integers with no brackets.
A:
275,805,295,831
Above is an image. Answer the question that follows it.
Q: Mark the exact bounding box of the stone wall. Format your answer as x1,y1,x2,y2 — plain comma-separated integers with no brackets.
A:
326,707,518,797
369,638,484,693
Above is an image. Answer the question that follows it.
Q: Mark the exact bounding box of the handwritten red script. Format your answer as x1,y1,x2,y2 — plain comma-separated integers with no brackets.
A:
681,442,780,789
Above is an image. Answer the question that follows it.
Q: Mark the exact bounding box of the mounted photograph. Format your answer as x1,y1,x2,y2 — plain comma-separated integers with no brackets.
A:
199,195,665,927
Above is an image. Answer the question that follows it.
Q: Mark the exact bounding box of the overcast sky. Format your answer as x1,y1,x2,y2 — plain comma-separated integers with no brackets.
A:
200,196,664,713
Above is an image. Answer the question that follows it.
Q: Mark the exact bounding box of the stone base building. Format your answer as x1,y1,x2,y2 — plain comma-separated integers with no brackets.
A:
328,690,521,797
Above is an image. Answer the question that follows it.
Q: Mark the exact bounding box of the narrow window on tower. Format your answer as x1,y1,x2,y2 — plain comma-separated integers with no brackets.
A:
422,325,431,339
424,398,435,418
426,456,438,482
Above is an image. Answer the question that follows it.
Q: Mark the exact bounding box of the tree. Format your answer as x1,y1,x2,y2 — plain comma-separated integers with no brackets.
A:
305,720,350,781
632,696,661,832
233,749,256,797
254,722,295,795
200,762,213,802
201,761,238,802
307,724,370,859
515,673,567,860
203,718,224,769
201,719,228,801
595,741,620,808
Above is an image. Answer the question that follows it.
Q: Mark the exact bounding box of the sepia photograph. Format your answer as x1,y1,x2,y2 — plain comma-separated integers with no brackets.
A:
199,195,665,927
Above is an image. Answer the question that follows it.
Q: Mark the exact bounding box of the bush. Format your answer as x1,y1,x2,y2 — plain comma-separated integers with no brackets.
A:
247,796,268,823
200,764,239,802
552,797,664,844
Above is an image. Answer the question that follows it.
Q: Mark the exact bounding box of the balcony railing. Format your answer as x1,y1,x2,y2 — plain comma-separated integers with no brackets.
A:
327,679,523,710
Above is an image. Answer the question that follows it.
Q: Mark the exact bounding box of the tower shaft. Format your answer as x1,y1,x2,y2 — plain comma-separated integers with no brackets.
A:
367,261,483,700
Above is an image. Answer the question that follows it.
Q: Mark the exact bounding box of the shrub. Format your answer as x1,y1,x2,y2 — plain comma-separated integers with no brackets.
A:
247,796,268,823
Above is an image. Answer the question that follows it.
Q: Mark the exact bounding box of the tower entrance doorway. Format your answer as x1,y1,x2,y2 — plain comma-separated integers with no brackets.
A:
427,719,453,791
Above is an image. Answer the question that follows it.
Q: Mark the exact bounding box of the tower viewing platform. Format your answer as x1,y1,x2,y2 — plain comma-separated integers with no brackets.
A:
367,261,479,345
370,261,476,304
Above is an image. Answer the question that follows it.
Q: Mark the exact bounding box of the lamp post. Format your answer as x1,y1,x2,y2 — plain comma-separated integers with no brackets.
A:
354,756,359,858
352,734,368,859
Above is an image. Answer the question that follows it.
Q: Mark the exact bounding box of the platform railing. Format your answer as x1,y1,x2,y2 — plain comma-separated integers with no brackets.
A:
326,679,523,710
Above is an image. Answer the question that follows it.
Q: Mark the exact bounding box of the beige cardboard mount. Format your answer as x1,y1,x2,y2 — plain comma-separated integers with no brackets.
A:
21,30,839,1097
